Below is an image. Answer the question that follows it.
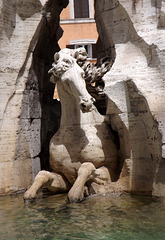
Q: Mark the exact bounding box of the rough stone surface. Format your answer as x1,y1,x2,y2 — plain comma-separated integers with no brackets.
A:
0,0,68,195
0,0,165,199
23,50,120,203
95,0,165,197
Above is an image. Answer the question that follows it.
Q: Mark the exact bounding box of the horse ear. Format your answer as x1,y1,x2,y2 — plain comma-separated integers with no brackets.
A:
54,52,60,63
74,51,79,59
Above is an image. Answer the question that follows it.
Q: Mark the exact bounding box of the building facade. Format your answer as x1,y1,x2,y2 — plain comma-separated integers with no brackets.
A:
58,0,98,63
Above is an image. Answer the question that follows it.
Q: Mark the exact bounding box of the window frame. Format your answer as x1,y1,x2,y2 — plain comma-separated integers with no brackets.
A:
69,0,94,19
66,39,97,60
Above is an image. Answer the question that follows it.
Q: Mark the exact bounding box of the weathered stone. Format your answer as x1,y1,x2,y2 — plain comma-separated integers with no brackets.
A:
95,0,165,197
0,0,68,194
0,0,165,200
105,79,162,194
24,50,120,203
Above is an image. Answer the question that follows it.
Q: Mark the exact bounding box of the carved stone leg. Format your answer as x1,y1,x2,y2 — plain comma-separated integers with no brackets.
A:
88,166,112,194
67,162,96,203
24,170,70,202
24,170,53,201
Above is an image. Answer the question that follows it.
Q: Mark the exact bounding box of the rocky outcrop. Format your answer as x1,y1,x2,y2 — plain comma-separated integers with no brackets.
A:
95,0,165,197
0,0,165,198
0,0,68,195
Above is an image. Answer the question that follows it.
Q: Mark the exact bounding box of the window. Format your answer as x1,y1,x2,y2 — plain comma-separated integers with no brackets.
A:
69,0,94,19
74,0,89,19
66,43,97,59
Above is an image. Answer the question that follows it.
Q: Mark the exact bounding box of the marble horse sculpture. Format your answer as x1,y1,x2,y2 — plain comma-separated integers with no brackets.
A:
24,48,119,203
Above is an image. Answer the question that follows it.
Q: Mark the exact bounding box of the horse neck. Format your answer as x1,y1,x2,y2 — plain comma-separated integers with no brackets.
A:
57,83,80,128
57,82,103,131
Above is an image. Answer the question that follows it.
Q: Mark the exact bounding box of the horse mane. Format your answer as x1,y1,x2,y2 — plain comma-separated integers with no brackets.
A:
49,47,113,114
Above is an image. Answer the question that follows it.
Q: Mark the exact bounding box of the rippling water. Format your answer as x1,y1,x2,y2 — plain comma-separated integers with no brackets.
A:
0,193,165,240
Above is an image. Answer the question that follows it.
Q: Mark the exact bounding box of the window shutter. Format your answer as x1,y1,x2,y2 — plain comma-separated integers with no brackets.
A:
92,44,97,58
66,44,75,49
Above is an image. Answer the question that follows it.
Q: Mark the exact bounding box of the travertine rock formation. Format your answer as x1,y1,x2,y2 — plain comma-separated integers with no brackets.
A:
0,0,68,195
95,0,165,197
0,0,165,199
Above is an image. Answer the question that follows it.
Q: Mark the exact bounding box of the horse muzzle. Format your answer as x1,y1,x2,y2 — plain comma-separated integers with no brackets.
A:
80,99,94,113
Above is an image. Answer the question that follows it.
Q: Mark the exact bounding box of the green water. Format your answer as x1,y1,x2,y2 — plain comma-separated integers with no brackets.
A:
0,193,165,240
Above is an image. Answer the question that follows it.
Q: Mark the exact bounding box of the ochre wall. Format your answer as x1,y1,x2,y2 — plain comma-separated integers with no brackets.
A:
59,22,98,49
59,1,98,49
60,3,70,20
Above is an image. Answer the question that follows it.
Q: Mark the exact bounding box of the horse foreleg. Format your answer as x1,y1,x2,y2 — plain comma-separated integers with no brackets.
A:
24,170,71,202
24,170,53,201
67,162,96,203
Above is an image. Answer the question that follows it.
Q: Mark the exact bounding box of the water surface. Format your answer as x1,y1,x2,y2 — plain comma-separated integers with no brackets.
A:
0,193,165,240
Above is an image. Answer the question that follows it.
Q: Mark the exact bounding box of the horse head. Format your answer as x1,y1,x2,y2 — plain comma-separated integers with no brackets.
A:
49,50,94,113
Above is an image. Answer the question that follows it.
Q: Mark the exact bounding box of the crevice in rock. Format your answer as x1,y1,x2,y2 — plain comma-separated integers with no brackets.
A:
132,0,140,13
30,1,65,171
0,18,44,129
105,78,162,194
15,0,68,175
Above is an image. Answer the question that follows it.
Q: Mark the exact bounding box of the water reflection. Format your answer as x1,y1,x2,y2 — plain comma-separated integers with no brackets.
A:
0,193,165,240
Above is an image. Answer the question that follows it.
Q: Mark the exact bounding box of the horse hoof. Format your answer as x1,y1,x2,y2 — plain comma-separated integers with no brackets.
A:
67,193,84,203
24,198,36,204
67,197,83,204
